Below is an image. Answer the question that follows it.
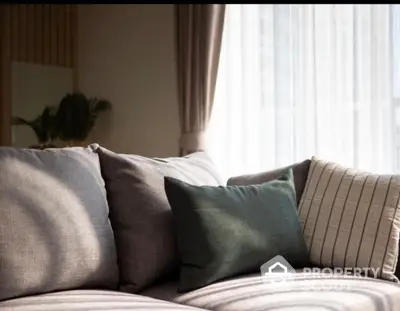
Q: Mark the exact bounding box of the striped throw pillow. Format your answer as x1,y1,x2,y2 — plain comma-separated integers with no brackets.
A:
299,156,400,281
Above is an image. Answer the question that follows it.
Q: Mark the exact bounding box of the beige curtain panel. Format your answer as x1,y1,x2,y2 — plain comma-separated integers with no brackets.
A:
175,4,225,156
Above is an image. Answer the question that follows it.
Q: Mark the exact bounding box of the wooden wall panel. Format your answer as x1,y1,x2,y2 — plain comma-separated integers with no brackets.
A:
43,4,50,65
71,5,78,90
0,4,78,145
7,4,76,67
0,5,12,146
34,4,43,64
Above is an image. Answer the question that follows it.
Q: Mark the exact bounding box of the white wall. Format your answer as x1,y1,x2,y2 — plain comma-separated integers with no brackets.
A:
77,4,180,157
11,62,73,148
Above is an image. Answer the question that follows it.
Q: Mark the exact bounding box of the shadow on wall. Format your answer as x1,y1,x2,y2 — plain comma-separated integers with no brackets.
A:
89,109,113,148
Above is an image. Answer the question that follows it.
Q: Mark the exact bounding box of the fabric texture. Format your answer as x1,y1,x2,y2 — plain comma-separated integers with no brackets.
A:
164,170,309,292
175,4,225,155
299,156,400,282
0,146,118,302
95,147,223,293
207,4,400,180
0,290,207,311
227,159,311,206
142,273,400,311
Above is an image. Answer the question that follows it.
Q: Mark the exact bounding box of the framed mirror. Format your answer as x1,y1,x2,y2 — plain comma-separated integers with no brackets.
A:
11,62,73,147
0,4,77,147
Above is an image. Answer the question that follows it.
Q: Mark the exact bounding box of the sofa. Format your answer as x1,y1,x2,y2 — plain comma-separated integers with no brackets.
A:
1,144,400,311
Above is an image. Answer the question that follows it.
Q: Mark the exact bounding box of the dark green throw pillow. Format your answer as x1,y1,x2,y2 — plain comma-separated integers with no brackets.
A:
164,169,309,292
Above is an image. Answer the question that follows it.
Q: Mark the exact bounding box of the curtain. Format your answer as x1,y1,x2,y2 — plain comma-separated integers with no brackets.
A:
208,4,400,179
175,4,225,156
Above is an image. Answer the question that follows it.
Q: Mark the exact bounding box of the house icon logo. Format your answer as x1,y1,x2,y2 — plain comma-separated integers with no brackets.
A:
268,262,288,273
260,255,296,283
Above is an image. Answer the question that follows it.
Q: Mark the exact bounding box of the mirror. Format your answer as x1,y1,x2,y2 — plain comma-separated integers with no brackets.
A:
1,5,110,149
11,62,73,148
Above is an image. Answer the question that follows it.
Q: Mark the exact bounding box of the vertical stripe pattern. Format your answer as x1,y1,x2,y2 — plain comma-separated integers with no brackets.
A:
5,4,76,67
0,4,77,146
298,156,400,281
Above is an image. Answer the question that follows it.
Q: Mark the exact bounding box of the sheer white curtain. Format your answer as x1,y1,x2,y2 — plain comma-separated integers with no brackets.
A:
207,4,400,180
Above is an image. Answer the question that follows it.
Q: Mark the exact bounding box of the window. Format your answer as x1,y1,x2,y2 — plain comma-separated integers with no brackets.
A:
207,4,400,180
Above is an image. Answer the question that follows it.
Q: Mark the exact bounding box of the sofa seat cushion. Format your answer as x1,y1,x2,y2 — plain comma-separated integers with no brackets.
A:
0,290,208,311
141,273,400,311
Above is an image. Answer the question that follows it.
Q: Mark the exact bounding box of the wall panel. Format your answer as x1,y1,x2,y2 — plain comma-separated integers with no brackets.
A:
0,4,78,145
8,4,76,67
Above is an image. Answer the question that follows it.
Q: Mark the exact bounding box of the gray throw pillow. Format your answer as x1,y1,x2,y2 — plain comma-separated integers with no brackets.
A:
0,146,119,301
165,169,310,292
95,147,223,293
227,159,311,206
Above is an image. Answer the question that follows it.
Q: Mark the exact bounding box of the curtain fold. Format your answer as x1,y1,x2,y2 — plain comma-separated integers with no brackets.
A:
175,4,225,155
208,4,400,179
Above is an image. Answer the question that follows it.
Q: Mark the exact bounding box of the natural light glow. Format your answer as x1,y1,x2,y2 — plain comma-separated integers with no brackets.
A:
207,4,400,180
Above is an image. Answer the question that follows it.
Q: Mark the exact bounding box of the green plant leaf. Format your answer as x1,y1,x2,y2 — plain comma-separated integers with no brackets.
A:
11,116,30,126
56,92,112,142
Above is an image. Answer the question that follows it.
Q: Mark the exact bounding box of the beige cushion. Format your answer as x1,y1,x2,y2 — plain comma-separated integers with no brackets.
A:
298,156,400,281
0,146,119,301
0,290,207,311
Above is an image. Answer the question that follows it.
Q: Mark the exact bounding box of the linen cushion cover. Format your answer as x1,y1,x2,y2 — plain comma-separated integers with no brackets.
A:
0,290,208,311
164,169,309,292
299,156,400,281
95,147,223,293
227,159,311,206
141,273,400,311
0,146,118,301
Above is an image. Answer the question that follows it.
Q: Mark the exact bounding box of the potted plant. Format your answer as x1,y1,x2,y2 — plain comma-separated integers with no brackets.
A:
56,92,112,147
11,106,58,149
11,92,112,148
